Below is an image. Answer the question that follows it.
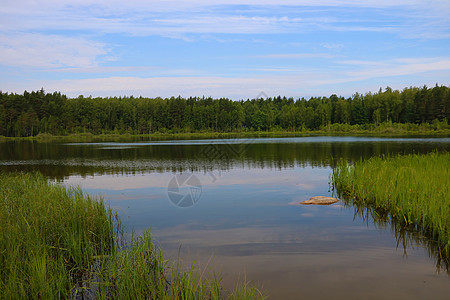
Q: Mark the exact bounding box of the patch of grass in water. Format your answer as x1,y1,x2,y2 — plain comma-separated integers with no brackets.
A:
0,172,264,299
332,152,450,265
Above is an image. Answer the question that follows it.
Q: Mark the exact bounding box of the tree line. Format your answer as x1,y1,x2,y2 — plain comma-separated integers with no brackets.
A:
0,85,449,137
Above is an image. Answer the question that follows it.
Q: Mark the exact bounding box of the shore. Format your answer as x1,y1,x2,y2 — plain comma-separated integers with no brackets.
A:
1,122,449,142
0,172,263,299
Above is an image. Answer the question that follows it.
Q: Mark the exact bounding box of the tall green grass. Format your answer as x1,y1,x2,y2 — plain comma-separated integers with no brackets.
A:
0,172,264,299
0,172,115,299
332,152,450,259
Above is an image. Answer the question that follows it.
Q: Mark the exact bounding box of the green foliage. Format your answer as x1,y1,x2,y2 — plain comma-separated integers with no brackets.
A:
332,152,450,258
0,172,115,299
0,85,449,137
0,172,264,299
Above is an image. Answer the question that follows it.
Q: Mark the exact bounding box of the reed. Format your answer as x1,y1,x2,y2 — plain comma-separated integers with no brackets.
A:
332,152,450,257
0,172,115,299
0,172,264,299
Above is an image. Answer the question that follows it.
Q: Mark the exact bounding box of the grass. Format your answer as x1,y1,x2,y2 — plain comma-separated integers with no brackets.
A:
1,121,449,142
0,172,264,299
332,152,450,259
0,172,115,299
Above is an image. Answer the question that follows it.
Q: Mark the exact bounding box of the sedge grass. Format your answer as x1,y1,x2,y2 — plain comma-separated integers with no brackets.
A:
0,172,264,299
0,172,115,299
332,152,450,259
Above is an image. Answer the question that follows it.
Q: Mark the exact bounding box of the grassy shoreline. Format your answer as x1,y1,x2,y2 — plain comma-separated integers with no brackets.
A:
1,123,449,143
332,152,450,259
0,172,263,299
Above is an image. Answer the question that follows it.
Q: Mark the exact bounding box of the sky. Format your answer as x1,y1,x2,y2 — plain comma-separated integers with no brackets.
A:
1,0,450,99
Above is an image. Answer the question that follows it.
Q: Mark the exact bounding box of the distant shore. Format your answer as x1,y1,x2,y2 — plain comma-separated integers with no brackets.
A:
1,122,449,142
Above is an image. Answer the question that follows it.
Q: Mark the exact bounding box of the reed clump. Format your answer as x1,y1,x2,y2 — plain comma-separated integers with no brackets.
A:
332,152,450,257
0,172,263,299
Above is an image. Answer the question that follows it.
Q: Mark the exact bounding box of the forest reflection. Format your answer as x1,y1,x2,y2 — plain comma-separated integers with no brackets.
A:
339,196,449,274
1,137,448,273
1,138,448,180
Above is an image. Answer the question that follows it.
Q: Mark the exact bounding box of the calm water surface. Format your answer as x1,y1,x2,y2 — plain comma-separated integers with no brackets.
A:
1,136,449,299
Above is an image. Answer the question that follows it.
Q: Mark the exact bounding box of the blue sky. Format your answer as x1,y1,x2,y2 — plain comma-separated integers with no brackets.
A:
1,0,449,99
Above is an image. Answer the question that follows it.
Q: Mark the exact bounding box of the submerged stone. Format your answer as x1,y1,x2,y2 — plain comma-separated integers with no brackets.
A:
300,196,339,205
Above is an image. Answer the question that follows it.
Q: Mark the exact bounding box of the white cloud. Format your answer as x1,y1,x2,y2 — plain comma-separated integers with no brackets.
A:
13,56,446,98
338,60,386,66
2,0,448,37
0,33,108,68
341,58,450,80
151,16,306,34
52,66,158,74
1,1,449,97
2,0,437,12
321,43,344,51
258,53,335,59
9,75,310,99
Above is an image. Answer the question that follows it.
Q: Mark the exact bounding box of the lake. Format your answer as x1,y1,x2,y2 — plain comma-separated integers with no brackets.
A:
1,136,449,299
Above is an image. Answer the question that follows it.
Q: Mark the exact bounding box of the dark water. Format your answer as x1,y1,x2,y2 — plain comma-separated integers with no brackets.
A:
1,136,449,299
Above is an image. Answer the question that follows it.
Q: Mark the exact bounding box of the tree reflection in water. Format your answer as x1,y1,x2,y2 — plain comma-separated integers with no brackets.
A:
338,195,449,274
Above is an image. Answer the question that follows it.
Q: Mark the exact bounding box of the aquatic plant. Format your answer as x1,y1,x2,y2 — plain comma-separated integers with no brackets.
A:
332,152,450,261
0,172,264,299
0,172,115,298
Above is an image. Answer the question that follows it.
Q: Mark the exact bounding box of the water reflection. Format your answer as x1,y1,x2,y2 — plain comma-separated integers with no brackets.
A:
1,137,449,180
338,196,449,273
1,136,449,299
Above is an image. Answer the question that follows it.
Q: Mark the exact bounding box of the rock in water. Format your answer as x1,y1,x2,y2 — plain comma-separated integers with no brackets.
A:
300,196,339,205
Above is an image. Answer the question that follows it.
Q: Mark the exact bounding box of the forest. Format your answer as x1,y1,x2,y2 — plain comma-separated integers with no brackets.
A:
0,85,449,137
